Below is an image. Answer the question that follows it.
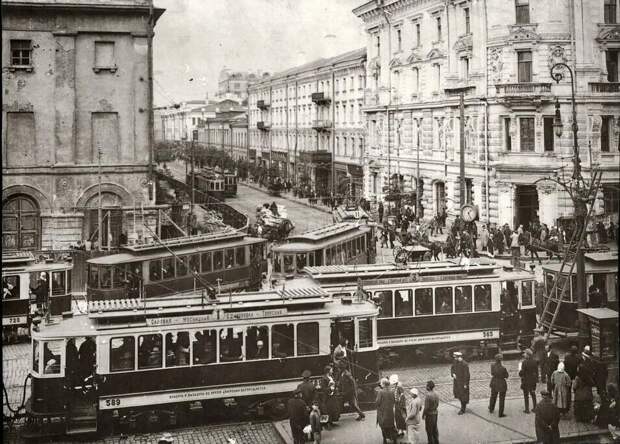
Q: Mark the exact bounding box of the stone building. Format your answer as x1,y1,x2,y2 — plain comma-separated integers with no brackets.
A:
248,49,368,197
217,69,264,103
354,0,619,227
196,113,248,162
2,0,165,250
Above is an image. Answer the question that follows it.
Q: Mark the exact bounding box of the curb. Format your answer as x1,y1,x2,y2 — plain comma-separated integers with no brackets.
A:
240,182,333,215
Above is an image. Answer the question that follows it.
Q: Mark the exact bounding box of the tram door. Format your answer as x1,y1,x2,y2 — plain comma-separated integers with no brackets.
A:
331,318,356,359
499,281,520,348
65,336,98,433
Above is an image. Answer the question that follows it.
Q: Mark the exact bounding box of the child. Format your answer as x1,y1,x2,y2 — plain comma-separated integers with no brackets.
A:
309,400,322,444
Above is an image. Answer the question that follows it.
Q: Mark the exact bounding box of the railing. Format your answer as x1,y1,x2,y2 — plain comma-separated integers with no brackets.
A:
312,120,333,130
257,121,271,130
589,82,620,93
495,83,551,95
311,92,331,105
256,100,270,110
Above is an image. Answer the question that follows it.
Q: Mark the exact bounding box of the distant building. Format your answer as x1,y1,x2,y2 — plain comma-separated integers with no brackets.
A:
216,69,265,103
1,0,165,250
197,113,248,162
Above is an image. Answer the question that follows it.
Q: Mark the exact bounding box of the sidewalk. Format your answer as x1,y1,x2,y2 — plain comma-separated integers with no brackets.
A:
273,397,608,444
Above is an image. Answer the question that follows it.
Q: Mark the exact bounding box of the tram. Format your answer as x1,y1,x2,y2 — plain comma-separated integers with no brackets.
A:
270,223,377,281
288,259,538,361
86,230,267,300
24,287,379,437
187,170,225,201
332,204,372,224
2,251,73,342
223,170,238,197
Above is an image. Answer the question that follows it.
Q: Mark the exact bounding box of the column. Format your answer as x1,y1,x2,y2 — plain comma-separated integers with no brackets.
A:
496,181,514,227
536,182,558,227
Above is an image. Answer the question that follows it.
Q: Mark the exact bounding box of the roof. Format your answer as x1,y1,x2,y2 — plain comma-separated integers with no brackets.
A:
576,308,619,320
542,260,617,274
584,251,618,262
286,223,368,243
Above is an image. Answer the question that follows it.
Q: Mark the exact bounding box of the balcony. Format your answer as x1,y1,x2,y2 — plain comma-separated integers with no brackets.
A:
495,83,551,96
256,100,270,110
312,120,333,131
589,82,620,93
311,92,331,105
257,121,271,131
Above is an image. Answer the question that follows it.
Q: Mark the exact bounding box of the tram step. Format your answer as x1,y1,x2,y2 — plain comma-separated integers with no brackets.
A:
66,416,97,435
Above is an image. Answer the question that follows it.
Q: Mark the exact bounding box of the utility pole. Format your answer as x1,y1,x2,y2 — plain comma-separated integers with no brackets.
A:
416,118,421,222
459,91,465,207
97,146,103,251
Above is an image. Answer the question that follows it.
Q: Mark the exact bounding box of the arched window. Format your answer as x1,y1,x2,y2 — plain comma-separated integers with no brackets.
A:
2,195,40,250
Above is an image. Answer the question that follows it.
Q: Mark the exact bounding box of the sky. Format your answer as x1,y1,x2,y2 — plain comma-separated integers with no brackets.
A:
153,0,367,106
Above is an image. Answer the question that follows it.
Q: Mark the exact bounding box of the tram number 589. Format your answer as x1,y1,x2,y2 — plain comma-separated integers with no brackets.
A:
482,330,494,338
105,398,121,407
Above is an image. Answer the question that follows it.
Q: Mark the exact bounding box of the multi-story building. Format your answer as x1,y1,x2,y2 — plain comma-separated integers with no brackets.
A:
217,69,264,103
2,0,165,250
354,0,619,227
196,113,248,162
248,49,368,196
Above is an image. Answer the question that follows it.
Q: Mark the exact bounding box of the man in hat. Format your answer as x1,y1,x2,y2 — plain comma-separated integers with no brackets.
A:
519,349,538,413
376,377,398,444
531,329,547,383
297,370,316,408
563,345,581,381
287,389,308,444
489,353,509,417
339,359,365,421
534,389,560,444
543,344,560,392
423,380,440,444
406,387,423,444
451,351,470,414
30,272,49,312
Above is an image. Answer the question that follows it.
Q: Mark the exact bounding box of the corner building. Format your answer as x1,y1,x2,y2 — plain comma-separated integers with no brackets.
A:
354,0,619,227
1,0,164,250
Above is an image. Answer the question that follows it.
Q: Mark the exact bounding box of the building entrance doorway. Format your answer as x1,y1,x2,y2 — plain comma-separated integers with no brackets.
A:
434,182,446,216
515,185,539,229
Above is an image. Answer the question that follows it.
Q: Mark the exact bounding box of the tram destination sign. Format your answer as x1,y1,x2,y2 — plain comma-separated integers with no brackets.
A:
145,308,288,326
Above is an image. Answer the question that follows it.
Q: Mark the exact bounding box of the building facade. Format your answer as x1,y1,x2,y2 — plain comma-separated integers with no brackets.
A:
2,0,164,250
248,49,368,196
354,0,619,227
195,113,248,162
217,69,264,103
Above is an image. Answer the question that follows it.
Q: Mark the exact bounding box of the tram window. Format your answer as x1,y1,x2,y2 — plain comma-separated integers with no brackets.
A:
3,276,20,299
88,265,99,288
454,286,472,313
129,262,142,281
201,252,212,273
149,259,161,281
435,287,453,314
545,273,556,299
474,284,492,311
236,247,245,266
308,252,314,267
284,255,294,274
274,254,282,273
165,332,190,367
296,254,306,272
297,322,319,356
67,270,72,293
358,318,373,348
325,248,333,266
110,337,135,372
33,340,40,373
272,324,294,358
395,289,413,317
213,251,224,270
112,265,125,288
336,244,343,264
43,340,62,375
246,326,269,360
225,249,235,269
193,329,217,365
520,281,532,306
100,266,112,289
415,288,433,315
315,250,323,266
219,327,243,362
50,271,66,295
189,255,200,273
177,257,188,277
138,334,163,369
375,290,393,318
162,257,175,280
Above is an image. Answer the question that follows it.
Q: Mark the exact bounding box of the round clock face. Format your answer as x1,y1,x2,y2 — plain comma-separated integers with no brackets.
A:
461,205,477,222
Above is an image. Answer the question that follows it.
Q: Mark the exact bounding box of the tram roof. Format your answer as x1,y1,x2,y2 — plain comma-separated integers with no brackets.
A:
332,206,371,223
542,251,618,275
286,223,370,243
2,251,36,265
120,229,245,252
2,255,73,274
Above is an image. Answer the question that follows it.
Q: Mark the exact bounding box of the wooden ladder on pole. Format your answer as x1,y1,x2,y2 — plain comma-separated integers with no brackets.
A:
537,169,603,340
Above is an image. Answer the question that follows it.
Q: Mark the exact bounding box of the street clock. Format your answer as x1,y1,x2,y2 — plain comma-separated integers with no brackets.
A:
460,204,478,222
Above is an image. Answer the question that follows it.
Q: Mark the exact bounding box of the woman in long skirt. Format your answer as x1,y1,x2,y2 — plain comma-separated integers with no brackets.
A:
390,374,407,436
573,374,594,422
550,362,572,414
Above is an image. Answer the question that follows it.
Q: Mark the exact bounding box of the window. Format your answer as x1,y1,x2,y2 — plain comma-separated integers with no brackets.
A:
415,23,421,46
201,252,212,273
110,336,135,372
51,271,66,296
394,289,413,317
516,0,530,24
297,322,319,356
517,51,532,83
358,318,374,348
189,255,200,274
461,57,470,80
520,117,535,152
100,266,112,289
246,326,269,360
162,257,174,280
5,112,36,168
434,64,441,91
521,281,534,306
138,334,162,369
375,290,393,317
177,257,188,276
396,28,402,51
435,287,453,314
283,254,294,273
89,265,100,288
3,275,20,299
412,68,419,93
165,332,190,367
464,7,471,34
455,286,472,313
94,41,115,69
219,327,243,362
213,250,224,270
10,40,31,66
436,17,442,41
606,50,619,82
235,247,245,266
375,34,381,57
504,118,512,151
43,341,62,375
33,340,40,373
193,329,217,364
415,288,433,315
544,117,555,152
272,324,294,358
603,185,620,214
296,253,307,272
474,284,492,311
605,0,617,23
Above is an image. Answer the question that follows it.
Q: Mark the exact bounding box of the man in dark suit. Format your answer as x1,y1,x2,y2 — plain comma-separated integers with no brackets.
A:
287,390,308,444
563,345,581,380
376,377,397,444
543,344,560,392
534,389,561,444
451,351,470,414
489,353,509,417
520,349,538,413
296,369,315,408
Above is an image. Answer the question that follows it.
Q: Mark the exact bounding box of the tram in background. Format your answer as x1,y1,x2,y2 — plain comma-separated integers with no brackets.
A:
332,204,372,225
86,230,267,300
270,223,376,281
288,259,537,362
24,286,379,437
541,250,618,334
2,251,73,342
223,170,238,197
187,170,225,201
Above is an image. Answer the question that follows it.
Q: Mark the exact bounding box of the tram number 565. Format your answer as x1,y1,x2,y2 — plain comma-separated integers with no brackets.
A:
482,330,494,338
105,398,121,407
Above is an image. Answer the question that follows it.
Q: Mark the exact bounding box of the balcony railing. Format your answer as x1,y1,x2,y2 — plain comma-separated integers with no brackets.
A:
495,82,551,95
257,121,271,131
311,92,331,105
589,82,620,93
312,120,333,131
256,100,270,110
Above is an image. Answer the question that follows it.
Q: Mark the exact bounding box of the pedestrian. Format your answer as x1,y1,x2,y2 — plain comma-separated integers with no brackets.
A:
550,362,572,415
297,370,316,408
378,202,384,223
376,377,398,444
489,353,509,417
543,344,560,392
380,227,389,248
423,380,440,444
390,374,407,436
563,345,581,381
339,360,365,421
451,351,470,414
510,230,521,267
520,348,538,413
406,388,423,444
493,227,505,255
531,329,547,383
389,229,396,250
287,390,308,444
480,225,490,253
573,370,594,422
534,389,561,444
309,400,322,444
319,365,338,427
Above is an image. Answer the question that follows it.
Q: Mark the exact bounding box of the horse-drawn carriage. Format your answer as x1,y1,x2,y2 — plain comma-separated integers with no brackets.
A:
393,244,431,264
250,204,295,242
